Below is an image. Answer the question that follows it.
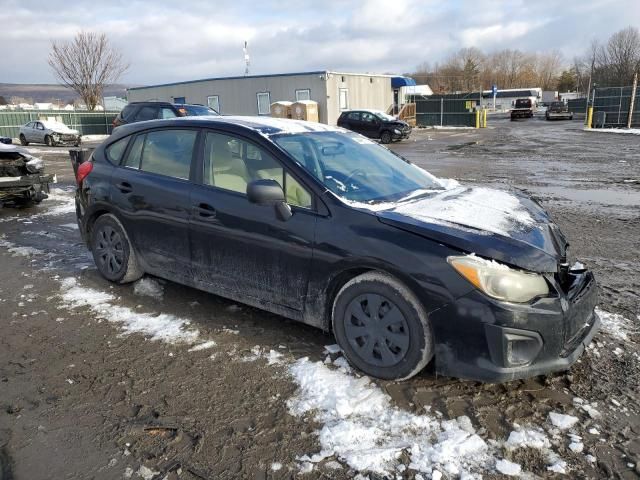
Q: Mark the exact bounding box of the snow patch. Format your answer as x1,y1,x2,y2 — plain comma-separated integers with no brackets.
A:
8,246,43,257
133,277,164,300
596,307,637,342
60,277,198,343
506,428,551,450
188,340,217,352
586,127,640,135
548,412,579,430
495,459,521,476
287,357,490,476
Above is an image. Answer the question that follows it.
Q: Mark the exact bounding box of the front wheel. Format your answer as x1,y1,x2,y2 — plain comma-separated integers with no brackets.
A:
380,131,392,144
45,135,55,147
90,214,143,283
332,272,433,380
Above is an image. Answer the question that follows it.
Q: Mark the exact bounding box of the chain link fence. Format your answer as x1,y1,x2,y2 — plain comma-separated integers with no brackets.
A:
591,86,640,128
410,94,481,127
0,110,118,138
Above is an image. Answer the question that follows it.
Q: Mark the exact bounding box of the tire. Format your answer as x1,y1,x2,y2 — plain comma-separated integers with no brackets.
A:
332,271,433,380
19,134,28,146
90,214,143,284
380,131,392,144
45,135,54,147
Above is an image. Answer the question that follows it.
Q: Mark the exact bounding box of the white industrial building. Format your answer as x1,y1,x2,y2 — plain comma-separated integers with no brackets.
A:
127,70,420,125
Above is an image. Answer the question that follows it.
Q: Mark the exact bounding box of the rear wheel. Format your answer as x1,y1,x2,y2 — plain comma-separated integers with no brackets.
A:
19,134,28,146
90,214,143,284
380,131,392,144
332,272,433,380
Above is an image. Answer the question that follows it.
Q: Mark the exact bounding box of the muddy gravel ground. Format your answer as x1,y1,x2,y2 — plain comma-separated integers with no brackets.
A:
0,116,639,480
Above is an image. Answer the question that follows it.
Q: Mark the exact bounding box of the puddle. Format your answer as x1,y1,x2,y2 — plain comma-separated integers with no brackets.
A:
532,186,640,206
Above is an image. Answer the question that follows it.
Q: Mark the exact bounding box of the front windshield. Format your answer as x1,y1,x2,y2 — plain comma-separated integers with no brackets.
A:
273,131,444,203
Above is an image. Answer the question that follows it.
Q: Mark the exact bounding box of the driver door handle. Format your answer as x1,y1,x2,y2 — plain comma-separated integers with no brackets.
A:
193,203,216,219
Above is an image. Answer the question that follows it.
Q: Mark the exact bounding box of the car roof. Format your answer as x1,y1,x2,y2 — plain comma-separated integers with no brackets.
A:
112,116,344,138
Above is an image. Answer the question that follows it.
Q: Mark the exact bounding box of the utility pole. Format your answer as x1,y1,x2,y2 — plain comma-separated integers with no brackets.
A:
627,72,637,129
243,41,250,76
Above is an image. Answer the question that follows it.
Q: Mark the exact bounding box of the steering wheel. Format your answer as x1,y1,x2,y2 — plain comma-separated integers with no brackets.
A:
344,169,367,187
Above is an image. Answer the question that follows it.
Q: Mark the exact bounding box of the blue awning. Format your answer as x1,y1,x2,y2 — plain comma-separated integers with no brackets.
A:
392,76,417,88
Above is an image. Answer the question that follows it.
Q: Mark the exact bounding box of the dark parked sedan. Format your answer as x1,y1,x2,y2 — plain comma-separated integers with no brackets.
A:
337,109,411,143
72,116,598,382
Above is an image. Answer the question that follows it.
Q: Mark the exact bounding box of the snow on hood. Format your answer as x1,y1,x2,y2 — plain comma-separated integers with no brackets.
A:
41,121,79,135
389,186,536,237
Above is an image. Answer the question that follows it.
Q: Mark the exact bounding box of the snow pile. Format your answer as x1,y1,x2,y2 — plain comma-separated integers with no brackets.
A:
134,277,164,300
495,459,521,476
548,412,579,430
59,277,199,343
390,187,535,237
586,128,640,135
287,357,490,476
596,307,637,342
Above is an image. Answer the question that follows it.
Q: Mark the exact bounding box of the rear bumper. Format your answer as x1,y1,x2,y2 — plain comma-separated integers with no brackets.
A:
429,270,599,382
511,110,533,118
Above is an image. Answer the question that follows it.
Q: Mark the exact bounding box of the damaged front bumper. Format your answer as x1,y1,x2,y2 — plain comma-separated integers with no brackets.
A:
429,268,599,382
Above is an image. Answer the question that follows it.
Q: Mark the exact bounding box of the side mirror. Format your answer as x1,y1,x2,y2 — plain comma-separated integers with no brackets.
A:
247,179,292,221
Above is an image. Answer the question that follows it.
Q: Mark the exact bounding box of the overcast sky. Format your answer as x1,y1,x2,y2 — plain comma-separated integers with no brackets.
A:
2,0,639,85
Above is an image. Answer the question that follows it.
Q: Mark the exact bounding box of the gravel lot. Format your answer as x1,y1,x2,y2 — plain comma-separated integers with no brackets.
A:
1,115,639,479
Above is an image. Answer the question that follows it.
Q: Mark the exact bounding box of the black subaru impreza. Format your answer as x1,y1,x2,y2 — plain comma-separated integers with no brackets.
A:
72,116,598,382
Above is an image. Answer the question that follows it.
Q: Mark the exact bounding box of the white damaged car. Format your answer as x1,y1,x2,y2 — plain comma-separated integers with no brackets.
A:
19,120,81,147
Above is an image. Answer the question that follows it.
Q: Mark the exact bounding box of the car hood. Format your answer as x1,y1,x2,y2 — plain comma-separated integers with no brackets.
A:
373,186,568,273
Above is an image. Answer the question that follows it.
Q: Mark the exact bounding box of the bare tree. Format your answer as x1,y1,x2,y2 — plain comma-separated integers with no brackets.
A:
48,32,128,111
606,26,640,83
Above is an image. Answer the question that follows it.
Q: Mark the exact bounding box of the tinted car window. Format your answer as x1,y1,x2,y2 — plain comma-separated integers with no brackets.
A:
135,106,158,121
121,105,137,121
105,137,130,164
347,112,360,121
140,129,196,179
361,112,377,123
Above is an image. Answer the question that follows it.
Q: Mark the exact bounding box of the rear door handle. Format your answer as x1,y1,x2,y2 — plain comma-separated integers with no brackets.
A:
117,182,133,193
193,203,216,219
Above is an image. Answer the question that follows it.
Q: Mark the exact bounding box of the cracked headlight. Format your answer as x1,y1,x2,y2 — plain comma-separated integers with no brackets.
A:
447,255,549,303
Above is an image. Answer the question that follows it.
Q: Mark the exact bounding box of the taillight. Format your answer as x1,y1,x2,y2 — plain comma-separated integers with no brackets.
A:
76,161,93,185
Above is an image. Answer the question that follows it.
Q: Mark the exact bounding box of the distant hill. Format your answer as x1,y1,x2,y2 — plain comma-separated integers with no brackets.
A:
0,83,132,104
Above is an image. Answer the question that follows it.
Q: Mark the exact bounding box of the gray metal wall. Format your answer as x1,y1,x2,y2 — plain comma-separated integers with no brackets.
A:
326,74,393,124
127,74,330,123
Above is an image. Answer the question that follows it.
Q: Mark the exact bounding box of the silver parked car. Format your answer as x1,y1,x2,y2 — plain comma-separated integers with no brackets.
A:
19,120,81,147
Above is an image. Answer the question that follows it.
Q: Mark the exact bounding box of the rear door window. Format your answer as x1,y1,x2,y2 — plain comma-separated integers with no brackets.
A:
139,129,197,180
122,134,145,169
105,137,130,164
135,106,158,122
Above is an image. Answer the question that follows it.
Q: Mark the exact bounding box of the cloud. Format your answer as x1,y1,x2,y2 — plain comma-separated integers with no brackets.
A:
1,0,639,84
